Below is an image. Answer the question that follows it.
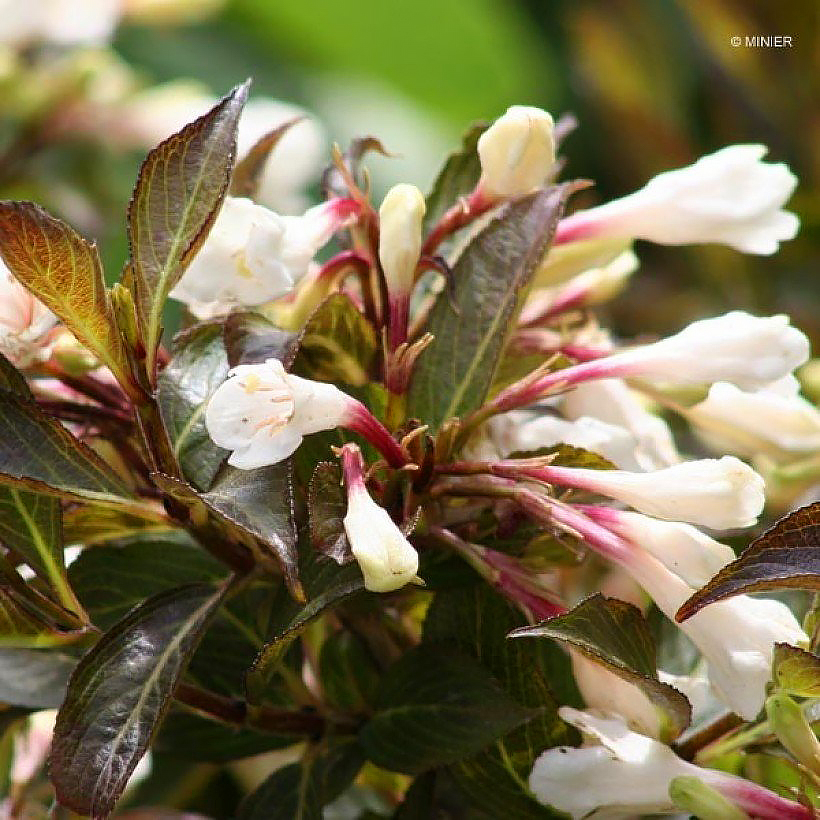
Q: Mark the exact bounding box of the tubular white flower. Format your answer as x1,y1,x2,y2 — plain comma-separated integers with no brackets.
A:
562,378,679,470
628,550,808,720
379,183,425,296
541,456,765,530
530,708,811,820
557,144,799,255
477,106,555,199
585,508,736,587
690,381,820,458
170,196,351,318
0,265,58,367
0,0,121,46
598,312,810,390
205,358,355,469
343,485,419,593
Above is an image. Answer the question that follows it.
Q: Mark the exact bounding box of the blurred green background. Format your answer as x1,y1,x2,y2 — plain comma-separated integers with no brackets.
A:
8,0,820,340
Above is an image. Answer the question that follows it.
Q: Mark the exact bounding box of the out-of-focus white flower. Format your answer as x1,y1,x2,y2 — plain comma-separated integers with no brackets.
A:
539,456,764,530
562,378,679,470
584,508,736,587
118,87,325,213
206,358,356,470
123,0,226,24
557,145,799,255
477,106,555,200
593,312,809,391
628,550,808,720
0,0,122,47
379,184,425,297
0,266,58,367
690,381,820,459
170,196,352,318
344,483,419,593
530,707,810,819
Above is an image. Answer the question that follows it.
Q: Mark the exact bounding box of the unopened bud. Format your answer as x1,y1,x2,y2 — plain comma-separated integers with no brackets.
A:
670,776,750,820
379,183,425,296
477,106,555,199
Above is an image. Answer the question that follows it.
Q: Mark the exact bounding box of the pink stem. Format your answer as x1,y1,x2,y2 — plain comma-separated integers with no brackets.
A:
388,291,410,353
339,442,367,493
345,403,409,468
421,189,495,257
552,211,600,245
703,771,815,820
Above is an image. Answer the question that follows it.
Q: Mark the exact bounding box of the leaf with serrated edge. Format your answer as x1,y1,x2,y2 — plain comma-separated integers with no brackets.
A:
0,388,132,504
511,594,690,741
127,82,249,379
308,462,351,564
407,185,575,430
677,502,820,621
0,648,75,708
0,202,132,388
230,118,302,199
773,643,820,696
360,645,533,775
158,321,230,490
50,583,227,817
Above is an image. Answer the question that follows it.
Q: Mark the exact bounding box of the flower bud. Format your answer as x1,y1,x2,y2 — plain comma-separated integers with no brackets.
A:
206,358,355,469
477,106,555,199
766,693,820,775
0,264,58,367
379,184,425,295
690,381,820,459
170,196,353,318
670,776,750,820
557,144,799,255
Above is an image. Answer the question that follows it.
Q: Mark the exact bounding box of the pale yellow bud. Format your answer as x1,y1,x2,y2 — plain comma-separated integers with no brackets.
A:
378,183,425,296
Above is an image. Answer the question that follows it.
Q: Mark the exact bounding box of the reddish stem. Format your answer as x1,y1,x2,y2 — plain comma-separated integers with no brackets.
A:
345,403,409,468
421,189,495,257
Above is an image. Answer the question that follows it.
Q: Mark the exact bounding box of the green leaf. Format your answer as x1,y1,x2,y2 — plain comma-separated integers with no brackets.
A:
308,461,351,564
291,293,378,387
153,464,300,596
62,505,173,546
0,201,132,389
153,709,294,762
511,594,691,741
245,551,363,704
0,387,132,504
772,643,820,697
158,321,230,491
0,587,55,644
237,740,365,820
0,648,75,708
360,644,533,775
423,122,486,234
50,582,227,818
127,82,249,378
423,586,571,819
677,502,820,621
407,185,574,430
319,630,380,712
231,118,302,199
223,310,299,368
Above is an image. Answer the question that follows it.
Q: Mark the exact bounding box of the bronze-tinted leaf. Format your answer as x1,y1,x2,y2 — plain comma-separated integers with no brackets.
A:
50,583,226,817
223,310,299,368
308,462,351,564
677,502,820,621
510,594,691,741
127,81,249,379
0,202,132,390
230,118,302,199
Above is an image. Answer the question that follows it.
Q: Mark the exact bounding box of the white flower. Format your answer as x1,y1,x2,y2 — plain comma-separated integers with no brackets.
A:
477,106,555,199
344,485,419,593
0,0,121,46
562,378,679,470
628,550,808,720
601,312,809,390
0,266,58,367
123,0,226,25
378,183,425,297
558,144,798,255
170,196,348,318
545,456,764,530
690,381,820,458
588,508,736,587
205,358,355,469
529,708,716,818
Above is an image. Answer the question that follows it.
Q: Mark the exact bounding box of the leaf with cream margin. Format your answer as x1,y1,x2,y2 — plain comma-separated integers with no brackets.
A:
408,185,576,431
510,594,691,741
0,202,134,391
677,502,820,621
50,583,227,818
127,81,249,380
